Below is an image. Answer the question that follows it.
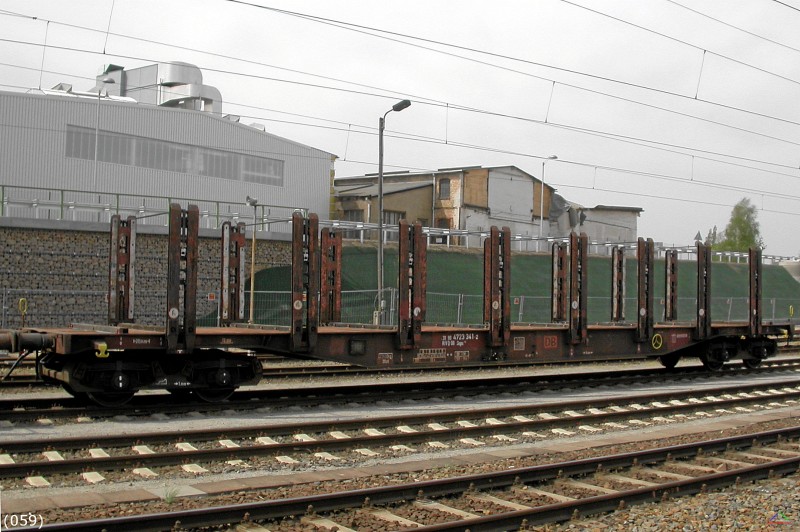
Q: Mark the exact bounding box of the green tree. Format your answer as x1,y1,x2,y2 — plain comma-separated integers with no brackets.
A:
713,198,764,251
704,225,718,246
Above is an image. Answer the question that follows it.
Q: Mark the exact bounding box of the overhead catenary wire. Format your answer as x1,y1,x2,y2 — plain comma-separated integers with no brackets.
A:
3,38,800,176
0,6,798,224
3,7,800,151
665,0,800,55
3,65,800,208
219,0,800,130
560,0,800,89
2,89,799,205
3,2,800,190
772,0,800,14
554,182,800,218
2,112,792,219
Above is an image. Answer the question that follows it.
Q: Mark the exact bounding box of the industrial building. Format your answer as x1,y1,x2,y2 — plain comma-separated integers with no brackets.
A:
0,62,335,234
0,61,639,248
334,166,642,251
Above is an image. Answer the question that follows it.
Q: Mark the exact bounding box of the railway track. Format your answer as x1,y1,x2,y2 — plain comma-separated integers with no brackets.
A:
4,359,800,423
16,425,800,531
2,379,799,490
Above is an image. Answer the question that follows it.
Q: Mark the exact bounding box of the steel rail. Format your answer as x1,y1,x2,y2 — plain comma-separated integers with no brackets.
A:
411,456,800,530
4,354,800,389
4,359,800,423
3,377,799,453
2,380,799,479
28,426,800,531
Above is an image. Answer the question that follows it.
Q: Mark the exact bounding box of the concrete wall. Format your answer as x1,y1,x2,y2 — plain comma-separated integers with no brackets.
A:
0,219,290,328
383,186,433,226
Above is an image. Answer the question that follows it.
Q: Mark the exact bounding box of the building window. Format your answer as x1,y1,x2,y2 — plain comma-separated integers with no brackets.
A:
383,210,405,242
342,209,363,239
65,125,284,186
384,210,405,225
439,178,450,200
65,127,96,160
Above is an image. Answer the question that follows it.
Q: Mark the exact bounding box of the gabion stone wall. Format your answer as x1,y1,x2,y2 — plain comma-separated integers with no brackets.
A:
0,225,290,328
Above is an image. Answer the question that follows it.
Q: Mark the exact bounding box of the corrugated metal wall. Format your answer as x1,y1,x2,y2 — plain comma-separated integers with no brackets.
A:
0,91,332,220
488,167,536,236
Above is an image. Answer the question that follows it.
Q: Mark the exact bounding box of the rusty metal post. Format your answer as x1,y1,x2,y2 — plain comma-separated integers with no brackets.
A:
165,205,181,353
636,238,654,343
220,221,246,326
568,232,588,345
108,214,136,325
665,249,678,321
483,230,493,326
220,222,231,324
320,227,343,324
184,205,199,353
397,221,427,349
499,226,511,347
749,247,762,336
611,246,625,322
484,226,511,348
695,242,712,340
290,212,319,352
412,221,427,332
398,220,411,345
551,242,568,322
165,204,199,354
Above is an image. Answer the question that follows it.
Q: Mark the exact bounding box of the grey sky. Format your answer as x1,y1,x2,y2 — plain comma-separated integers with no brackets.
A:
1,0,799,255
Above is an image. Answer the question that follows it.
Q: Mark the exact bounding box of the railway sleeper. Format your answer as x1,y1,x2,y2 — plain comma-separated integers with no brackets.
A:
38,350,261,406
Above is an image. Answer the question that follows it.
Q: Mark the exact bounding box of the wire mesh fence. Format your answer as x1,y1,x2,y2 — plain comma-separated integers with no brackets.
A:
2,288,797,330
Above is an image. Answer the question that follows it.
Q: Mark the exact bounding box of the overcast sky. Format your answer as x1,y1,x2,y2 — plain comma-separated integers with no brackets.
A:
2,0,799,256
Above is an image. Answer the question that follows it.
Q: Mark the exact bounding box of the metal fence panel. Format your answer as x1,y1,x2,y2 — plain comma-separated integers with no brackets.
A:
3,288,797,332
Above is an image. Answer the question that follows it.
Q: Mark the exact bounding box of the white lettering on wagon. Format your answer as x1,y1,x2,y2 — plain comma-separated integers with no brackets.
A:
440,333,479,348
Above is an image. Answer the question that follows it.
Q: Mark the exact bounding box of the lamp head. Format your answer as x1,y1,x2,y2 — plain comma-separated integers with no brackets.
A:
392,99,411,112
246,196,258,207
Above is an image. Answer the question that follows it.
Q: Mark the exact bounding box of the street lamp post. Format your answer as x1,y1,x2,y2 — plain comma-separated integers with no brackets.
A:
246,196,258,324
376,99,411,325
93,76,116,190
539,155,558,240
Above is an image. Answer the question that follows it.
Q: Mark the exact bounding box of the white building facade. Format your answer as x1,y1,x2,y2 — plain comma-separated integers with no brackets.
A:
0,62,334,232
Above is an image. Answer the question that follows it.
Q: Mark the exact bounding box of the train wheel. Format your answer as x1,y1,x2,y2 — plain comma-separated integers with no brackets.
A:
742,358,762,369
700,354,724,371
659,354,680,370
194,388,235,403
86,392,135,407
